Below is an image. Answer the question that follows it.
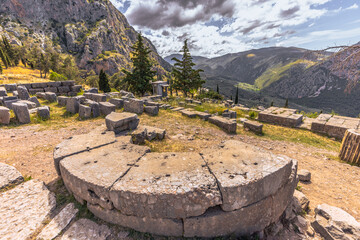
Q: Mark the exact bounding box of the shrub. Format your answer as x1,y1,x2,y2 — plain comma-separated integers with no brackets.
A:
249,111,258,119
49,72,68,81
197,90,224,100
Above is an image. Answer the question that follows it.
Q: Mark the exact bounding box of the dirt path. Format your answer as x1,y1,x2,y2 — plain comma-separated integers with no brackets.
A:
1,112,359,222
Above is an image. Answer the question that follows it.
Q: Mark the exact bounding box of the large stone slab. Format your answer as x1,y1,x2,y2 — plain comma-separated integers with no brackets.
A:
0,180,56,240
88,203,183,237
0,106,10,125
105,112,139,133
99,102,116,116
109,98,124,109
53,129,116,175
60,141,150,209
0,86,7,96
202,140,294,212
37,203,78,240
0,162,24,189
195,111,211,120
110,152,222,219
17,85,30,100
60,218,111,240
12,102,31,124
124,99,144,114
66,97,80,114
181,109,197,118
183,165,297,238
209,116,237,133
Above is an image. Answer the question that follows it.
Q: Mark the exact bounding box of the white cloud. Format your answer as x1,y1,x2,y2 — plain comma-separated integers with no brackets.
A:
346,3,359,10
109,0,337,57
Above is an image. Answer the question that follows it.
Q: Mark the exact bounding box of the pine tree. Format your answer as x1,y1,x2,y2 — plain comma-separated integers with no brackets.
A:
0,62,2,74
285,99,289,108
0,47,8,69
171,40,204,97
99,69,111,93
216,84,219,94
270,101,274,107
122,33,155,96
235,87,239,104
230,95,233,101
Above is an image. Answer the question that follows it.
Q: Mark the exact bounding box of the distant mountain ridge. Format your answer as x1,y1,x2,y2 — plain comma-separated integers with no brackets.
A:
165,46,360,117
0,0,171,75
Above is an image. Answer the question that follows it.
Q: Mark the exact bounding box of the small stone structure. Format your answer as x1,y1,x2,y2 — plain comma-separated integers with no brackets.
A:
151,81,169,98
55,122,297,237
0,106,10,125
124,99,144,114
258,107,303,128
339,129,360,165
209,116,237,133
311,114,360,140
105,112,140,133
244,120,263,134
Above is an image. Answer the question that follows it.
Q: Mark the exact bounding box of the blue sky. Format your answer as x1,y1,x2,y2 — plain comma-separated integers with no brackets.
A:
110,0,360,58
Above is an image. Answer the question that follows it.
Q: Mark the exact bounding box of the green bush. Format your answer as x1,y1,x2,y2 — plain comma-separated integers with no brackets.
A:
49,72,68,81
197,90,224,100
249,111,258,119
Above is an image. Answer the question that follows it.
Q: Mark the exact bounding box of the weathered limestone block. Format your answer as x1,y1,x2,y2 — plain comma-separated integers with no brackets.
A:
12,102,31,124
66,97,80,114
105,112,139,133
4,99,19,109
88,203,183,237
70,85,82,92
20,83,32,90
12,90,18,98
18,100,36,109
244,120,263,134
312,204,360,240
209,116,237,133
144,106,159,116
92,93,107,102
67,92,77,97
0,162,24,189
37,203,78,240
58,96,69,107
293,190,310,213
130,126,148,145
298,169,311,182
17,85,30,100
0,180,56,240
28,96,41,107
36,92,46,99
90,101,100,118
172,107,184,111
32,82,48,88
145,126,166,141
181,109,197,118
61,81,75,86
194,111,211,120
99,102,116,116
202,140,294,212
44,87,58,93
57,86,70,94
29,88,45,95
124,99,144,114
258,107,303,127
0,86,7,96
60,218,111,240
110,152,222,219
37,106,50,120
45,92,57,102
183,165,297,238
79,104,92,119
47,81,62,87
109,98,124,109
0,106,10,125
53,129,116,175
193,100,202,105
60,142,149,209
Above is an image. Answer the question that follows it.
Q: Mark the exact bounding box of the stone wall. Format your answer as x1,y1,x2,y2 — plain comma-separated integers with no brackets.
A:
339,129,360,165
258,107,303,128
0,81,82,96
311,114,360,140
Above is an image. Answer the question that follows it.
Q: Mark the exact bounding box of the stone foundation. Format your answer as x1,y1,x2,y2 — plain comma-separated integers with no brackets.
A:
56,128,298,238
258,107,303,128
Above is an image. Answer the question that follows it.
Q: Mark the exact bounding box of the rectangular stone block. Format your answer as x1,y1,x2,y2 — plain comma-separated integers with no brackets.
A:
124,99,144,114
91,94,107,103
209,116,237,133
58,86,70,93
0,106,10,124
61,81,75,86
180,109,196,118
70,85,82,92
44,87,58,93
12,102,30,124
105,112,139,133
99,102,116,116
244,120,263,134
109,98,124,109
29,88,44,95
31,82,48,88
79,104,92,119
4,84,17,92
47,81,62,87
58,96,69,107
0,87,7,97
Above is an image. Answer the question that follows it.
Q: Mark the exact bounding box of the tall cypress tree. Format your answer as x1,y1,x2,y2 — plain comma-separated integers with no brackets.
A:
0,47,8,69
216,84,219,94
235,86,239,104
99,69,111,93
0,61,2,74
171,40,204,97
122,33,155,96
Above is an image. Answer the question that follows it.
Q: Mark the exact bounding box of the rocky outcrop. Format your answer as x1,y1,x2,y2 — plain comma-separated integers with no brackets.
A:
0,0,171,75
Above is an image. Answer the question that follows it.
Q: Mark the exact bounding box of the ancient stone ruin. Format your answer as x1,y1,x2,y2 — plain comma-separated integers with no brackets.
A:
258,107,303,128
339,129,360,165
53,113,298,237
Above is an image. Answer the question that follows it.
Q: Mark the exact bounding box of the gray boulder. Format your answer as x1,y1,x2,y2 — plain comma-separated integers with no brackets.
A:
17,86,30,100
45,92,57,103
109,98,124,109
28,96,41,107
66,97,80,114
18,100,36,109
37,106,50,120
99,102,116,116
298,169,311,182
88,88,98,93
0,87,7,97
79,104,91,119
105,112,139,133
12,102,31,124
124,99,144,114
144,106,159,116
0,106,10,125
58,96,69,107
90,102,100,118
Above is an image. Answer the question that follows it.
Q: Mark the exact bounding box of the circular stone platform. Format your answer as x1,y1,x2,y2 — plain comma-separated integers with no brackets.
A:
54,128,298,238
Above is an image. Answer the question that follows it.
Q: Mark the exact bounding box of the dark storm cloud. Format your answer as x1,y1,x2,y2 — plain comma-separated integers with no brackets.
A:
127,0,236,30
162,30,170,36
280,6,300,18
251,0,271,5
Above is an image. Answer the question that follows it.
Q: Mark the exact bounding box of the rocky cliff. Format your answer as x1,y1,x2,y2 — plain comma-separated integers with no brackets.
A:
0,0,171,75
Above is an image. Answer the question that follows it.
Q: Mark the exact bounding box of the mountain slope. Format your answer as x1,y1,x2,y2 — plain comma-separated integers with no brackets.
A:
0,0,171,75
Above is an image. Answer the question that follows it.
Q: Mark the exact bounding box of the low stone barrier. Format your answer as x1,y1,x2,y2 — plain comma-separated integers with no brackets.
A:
311,114,360,140
258,107,303,128
55,128,298,238
209,116,237,133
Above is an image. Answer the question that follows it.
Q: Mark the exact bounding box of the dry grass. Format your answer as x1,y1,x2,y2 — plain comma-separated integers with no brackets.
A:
0,66,50,84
